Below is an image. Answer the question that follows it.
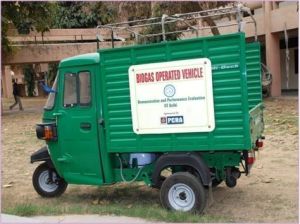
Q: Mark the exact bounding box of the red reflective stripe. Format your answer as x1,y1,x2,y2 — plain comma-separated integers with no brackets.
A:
256,140,263,148
247,157,255,164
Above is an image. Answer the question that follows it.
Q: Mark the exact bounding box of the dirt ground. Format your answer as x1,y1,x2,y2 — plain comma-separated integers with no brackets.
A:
1,96,298,222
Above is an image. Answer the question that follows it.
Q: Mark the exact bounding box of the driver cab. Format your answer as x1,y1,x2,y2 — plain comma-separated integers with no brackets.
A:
36,53,104,185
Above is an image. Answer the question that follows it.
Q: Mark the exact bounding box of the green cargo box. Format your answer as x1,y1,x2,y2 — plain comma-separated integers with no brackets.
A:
99,32,262,153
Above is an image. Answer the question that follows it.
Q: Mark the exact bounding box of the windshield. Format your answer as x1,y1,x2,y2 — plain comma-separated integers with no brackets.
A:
44,74,58,110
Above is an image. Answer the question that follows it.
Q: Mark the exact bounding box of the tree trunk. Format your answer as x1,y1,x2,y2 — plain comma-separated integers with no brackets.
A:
117,2,129,22
198,2,220,35
203,17,220,35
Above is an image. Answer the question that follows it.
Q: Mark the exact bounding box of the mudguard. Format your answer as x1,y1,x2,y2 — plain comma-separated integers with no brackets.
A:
152,152,211,188
30,146,54,168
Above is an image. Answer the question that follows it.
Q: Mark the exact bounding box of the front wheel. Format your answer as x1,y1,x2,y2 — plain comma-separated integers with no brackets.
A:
32,163,68,197
160,172,207,213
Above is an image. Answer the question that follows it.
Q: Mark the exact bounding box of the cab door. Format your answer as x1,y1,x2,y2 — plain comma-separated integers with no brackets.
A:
56,65,103,185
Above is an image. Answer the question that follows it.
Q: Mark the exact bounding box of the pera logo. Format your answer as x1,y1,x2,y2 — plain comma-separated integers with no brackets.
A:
167,116,184,125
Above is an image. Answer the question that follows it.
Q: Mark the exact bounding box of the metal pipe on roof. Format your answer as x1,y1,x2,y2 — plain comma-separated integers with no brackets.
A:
161,14,168,41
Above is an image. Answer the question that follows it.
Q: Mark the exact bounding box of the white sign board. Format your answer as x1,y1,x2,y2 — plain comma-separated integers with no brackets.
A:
128,58,215,134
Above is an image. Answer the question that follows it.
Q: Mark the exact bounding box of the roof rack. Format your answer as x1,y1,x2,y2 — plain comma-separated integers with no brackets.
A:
96,3,257,48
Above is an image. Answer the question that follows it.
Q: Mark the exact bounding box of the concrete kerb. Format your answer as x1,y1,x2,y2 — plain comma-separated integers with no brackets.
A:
1,214,169,224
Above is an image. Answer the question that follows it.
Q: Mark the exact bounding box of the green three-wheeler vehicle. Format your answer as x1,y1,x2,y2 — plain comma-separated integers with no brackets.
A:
31,5,264,213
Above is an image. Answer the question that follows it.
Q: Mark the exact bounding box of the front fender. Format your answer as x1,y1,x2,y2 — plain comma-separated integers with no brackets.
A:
30,146,54,168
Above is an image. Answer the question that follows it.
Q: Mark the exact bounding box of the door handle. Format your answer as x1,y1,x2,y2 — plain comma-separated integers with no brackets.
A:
80,122,91,130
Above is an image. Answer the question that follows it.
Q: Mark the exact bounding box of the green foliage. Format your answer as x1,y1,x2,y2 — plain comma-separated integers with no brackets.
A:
1,2,117,54
1,16,11,53
23,64,35,97
53,2,117,28
1,2,57,54
2,2,56,34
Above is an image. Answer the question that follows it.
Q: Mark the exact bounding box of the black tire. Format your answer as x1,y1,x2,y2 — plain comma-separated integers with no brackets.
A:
160,172,207,213
32,163,68,197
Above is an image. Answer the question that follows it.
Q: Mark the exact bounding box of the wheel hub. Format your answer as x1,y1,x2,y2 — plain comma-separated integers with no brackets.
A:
38,170,59,193
179,192,187,200
168,183,195,211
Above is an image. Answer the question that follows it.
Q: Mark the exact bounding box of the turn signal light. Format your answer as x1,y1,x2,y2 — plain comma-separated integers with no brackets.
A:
36,123,57,141
44,126,53,140
256,139,263,148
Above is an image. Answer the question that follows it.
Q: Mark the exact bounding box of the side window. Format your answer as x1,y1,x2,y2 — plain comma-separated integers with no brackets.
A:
64,73,77,107
79,71,91,106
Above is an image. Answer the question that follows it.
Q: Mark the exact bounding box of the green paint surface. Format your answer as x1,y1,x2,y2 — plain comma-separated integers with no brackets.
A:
99,33,255,153
43,32,264,185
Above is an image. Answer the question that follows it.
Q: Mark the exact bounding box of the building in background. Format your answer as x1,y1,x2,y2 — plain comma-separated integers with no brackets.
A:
1,1,298,98
250,1,298,96
220,1,298,96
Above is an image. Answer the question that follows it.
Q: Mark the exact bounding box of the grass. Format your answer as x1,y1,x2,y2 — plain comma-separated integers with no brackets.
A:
6,204,39,216
3,184,229,223
4,203,229,223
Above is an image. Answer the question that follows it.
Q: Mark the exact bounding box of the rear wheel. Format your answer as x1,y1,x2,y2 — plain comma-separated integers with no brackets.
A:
32,163,68,197
160,172,207,213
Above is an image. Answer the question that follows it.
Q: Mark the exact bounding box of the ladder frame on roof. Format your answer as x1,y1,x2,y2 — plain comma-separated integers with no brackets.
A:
96,3,257,48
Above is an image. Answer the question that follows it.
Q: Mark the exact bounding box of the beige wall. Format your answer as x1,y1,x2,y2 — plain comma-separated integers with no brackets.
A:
210,2,298,39
2,42,126,65
1,66,13,98
280,47,298,90
270,3,298,33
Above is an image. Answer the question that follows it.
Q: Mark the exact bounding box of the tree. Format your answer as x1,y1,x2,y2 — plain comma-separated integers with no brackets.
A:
117,2,231,43
1,2,57,54
23,64,35,97
117,2,152,22
1,2,232,54
52,2,117,28
195,2,231,35
47,62,59,85
143,2,182,43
